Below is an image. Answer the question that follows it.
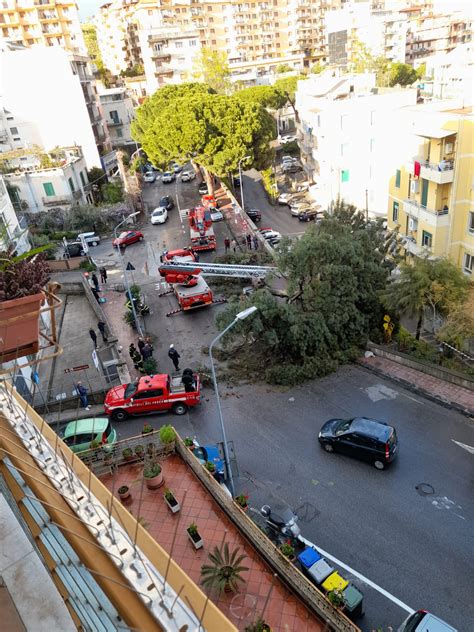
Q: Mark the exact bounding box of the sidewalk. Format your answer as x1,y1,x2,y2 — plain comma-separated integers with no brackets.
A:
359,354,474,416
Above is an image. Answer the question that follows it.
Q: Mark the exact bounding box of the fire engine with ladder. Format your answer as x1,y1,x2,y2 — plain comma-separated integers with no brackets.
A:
157,249,278,316
188,201,216,251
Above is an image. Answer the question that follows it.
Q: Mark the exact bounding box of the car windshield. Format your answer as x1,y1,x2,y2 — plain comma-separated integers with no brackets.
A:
118,232,129,239
335,419,353,436
159,197,168,205
154,209,164,215
124,383,137,399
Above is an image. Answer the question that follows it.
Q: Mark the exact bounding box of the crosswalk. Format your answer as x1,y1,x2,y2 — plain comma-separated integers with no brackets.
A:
179,207,190,221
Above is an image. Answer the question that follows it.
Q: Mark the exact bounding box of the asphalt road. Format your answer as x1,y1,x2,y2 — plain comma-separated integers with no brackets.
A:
89,170,473,632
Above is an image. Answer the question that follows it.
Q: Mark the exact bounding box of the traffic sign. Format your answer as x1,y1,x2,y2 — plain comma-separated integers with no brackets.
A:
126,262,136,271
64,364,90,373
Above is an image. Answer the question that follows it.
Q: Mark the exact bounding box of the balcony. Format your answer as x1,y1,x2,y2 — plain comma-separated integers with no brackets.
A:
107,118,123,127
42,194,73,206
408,159,454,184
403,199,450,228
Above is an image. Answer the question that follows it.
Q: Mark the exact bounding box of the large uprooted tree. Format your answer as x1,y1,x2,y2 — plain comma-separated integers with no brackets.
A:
216,201,397,385
131,83,276,192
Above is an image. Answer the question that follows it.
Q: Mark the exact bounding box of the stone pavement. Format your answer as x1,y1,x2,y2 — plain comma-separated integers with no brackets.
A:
360,354,474,416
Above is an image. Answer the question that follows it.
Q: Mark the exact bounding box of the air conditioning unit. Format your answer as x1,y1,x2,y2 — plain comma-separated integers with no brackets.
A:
445,142,453,153
410,180,420,194
408,217,417,232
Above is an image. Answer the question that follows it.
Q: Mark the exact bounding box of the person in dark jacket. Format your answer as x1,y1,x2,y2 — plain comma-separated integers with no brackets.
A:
100,267,107,284
137,337,145,355
168,344,180,371
142,343,153,361
182,368,195,392
89,328,97,348
97,320,108,343
91,273,99,291
75,381,90,409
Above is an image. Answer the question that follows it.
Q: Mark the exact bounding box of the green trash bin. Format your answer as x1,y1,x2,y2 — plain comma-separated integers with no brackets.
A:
343,583,364,620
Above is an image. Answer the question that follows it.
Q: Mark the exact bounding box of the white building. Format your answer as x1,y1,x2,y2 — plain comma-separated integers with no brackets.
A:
0,45,109,170
423,43,474,103
295,73,418,217
95,0,143,76
4,149,91,215
0,175,29,254
138,25,200,95
98,87,136,149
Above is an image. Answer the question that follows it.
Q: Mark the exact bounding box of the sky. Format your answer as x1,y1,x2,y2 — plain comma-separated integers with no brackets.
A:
77,0,102,22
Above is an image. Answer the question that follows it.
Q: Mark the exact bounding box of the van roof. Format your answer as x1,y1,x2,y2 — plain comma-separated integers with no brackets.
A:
63,417,109,438
351,417,393,441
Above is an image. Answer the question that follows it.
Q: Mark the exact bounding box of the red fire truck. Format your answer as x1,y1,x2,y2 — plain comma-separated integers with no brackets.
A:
104,373,201,421
188,205,216,251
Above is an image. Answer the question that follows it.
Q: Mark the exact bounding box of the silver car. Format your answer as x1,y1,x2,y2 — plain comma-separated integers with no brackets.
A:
162,171,176,183
181,171,196,182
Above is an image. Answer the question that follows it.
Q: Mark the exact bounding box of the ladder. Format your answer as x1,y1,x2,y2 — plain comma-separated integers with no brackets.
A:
159,261,279,280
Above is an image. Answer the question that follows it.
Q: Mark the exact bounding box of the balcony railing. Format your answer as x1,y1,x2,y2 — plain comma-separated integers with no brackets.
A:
42,194,73,206
403,199,450,227
409,158,454,184
107,118,123,127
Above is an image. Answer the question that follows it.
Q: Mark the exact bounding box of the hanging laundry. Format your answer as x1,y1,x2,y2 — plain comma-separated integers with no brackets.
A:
414,161,421,178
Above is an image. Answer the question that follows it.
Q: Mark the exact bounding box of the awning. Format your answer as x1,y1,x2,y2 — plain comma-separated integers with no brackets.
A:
415,128,456,139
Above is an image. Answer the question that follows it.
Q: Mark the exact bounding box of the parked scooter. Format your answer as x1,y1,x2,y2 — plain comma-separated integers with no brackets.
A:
260,505,301,543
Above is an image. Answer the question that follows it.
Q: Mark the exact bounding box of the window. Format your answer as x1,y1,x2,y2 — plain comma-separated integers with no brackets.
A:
421,230,432,248
395,169,401,188
341,143,348,157
392,201,399,222
189,39,197,46
370,138,375,152
116,128,123,138
464,253,473,274
9,126,18,135
80,171,86,187
341,169,349,183
468,212,474,234
43,182,55,196
175,41,183,48
68,177,75,193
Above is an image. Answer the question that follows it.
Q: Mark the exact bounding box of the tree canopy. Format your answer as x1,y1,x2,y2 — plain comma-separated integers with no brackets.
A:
233,85,287,110
273,75,308,121
131,83,275,177
389,62,419,86
192,47,231,94
216,201,391,384
382,256,470,339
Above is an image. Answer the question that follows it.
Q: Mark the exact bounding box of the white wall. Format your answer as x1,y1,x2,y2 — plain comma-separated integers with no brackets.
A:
0,46,101,169
0,175,29,254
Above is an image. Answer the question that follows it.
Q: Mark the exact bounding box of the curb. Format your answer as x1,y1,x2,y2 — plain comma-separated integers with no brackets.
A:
357,360,474,418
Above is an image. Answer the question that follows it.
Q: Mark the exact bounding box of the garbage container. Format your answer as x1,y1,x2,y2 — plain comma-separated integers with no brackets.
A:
307,558,334,585
342,584,364,620
298,547,321,570
322,571,349,593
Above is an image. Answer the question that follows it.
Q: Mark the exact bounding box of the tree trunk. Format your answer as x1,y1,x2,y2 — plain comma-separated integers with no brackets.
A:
287,97,300,125
415,307,424,340
203,166,214,196
190,159,201,177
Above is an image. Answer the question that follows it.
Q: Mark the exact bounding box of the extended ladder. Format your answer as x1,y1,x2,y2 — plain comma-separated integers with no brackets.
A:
158,261,279,280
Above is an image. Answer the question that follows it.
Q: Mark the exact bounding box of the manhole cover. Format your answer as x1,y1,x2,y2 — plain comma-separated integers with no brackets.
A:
415,483,435,496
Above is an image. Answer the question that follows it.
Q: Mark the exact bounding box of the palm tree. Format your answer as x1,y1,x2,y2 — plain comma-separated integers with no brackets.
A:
383,256,470,340
200,543,249,594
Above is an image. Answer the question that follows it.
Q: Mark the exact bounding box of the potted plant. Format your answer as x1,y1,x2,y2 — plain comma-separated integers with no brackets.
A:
90,439,101,451
245,617,272,632
184,436,195,450
327,588,345,609
0,247,50,362
187,522,203,550
134,444,144,458
163,488,180,513
234,493,249,511
122,447,134,461
141,423,153,435
205,461,216,474
159,424,176,445
118,485,130,501
143,462,163,489
146,442,156,457
279,541,295,562
103,450,114,465
200,543,249,593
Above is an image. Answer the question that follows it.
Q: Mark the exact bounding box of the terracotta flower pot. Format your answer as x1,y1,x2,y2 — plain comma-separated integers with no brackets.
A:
0,292,44,362
144,468,164,489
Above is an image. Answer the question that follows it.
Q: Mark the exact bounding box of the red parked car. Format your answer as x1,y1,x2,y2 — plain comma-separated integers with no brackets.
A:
112,230,144,248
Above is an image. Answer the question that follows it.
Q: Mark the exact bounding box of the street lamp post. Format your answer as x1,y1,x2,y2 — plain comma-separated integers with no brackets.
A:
114,212,143,336
238,155,251,212
208,306,258,497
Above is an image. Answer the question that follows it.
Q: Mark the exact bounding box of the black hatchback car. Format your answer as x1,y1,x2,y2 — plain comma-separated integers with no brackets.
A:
159,195,174,210
246,208,262,223
318,417,398,469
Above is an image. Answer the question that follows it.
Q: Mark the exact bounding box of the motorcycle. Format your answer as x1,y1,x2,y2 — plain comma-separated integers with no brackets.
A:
260,504,301,544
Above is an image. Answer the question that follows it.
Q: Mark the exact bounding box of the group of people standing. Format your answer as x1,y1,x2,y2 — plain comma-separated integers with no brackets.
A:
129,337,154,373
224,234,259,253
85,268,108,302
89,320,108,349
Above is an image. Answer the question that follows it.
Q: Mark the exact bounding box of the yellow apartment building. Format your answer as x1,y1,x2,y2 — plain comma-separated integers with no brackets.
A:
387,104,474,275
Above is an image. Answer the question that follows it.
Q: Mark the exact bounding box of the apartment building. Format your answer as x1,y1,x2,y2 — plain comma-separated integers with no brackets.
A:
422,42,474,102
95,0,142,76
98,87,136,148
0,0,85,53
0,44,108,169
95,0,329,90
0,175,29,254
4,147,91,214
387,102,474,274
325,1,408,68
295,72,418,216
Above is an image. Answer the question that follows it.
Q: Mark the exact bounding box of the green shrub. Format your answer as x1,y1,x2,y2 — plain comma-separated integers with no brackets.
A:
79,260,96,272
261,167,277,204
143,358,157,374
159,424,176,444
280,140,299,154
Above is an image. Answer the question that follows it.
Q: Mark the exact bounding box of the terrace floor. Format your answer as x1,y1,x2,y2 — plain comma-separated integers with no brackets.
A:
101,455,324,632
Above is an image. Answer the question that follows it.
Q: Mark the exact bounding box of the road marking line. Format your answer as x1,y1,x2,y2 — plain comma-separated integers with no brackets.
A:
402,393,425,405
298,535,415,614
452,439,474,455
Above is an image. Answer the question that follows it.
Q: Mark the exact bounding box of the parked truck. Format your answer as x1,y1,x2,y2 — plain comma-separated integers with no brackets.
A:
104,373,201,421
188,205,216,251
